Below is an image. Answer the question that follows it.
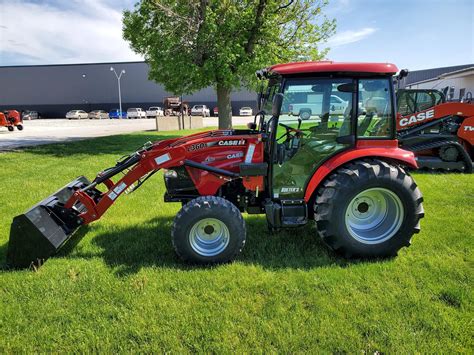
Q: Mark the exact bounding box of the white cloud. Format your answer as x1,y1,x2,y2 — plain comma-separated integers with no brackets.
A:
0,0,143,65
326,27,377,47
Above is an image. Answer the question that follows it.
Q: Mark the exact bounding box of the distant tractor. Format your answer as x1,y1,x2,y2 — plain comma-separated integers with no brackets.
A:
1,110,23,131
163,96,189,116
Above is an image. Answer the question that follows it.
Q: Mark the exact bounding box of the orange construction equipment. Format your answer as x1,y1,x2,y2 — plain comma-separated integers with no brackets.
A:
396,89,474,172
1,110,23,132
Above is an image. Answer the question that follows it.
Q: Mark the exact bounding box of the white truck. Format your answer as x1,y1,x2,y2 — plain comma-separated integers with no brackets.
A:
127,108,146,119
146,106,164,118
288,94,348,120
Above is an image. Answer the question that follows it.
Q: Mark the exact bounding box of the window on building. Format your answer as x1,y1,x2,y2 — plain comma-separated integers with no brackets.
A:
460,88,466,100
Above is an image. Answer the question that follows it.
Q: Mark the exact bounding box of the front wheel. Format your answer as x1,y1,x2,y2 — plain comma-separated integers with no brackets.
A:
314,159,424,258
7,126,14,132
172,196,246,264
16,124,23,131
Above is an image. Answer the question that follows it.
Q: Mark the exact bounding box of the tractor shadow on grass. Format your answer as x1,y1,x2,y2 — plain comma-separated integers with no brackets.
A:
66,215,359,276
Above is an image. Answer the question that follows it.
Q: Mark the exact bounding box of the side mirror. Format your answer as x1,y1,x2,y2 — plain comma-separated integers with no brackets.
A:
398,69,409,79
272,93,284,117
247,122,257,130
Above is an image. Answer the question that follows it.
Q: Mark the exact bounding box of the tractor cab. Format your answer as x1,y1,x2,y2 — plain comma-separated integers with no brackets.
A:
256,62,398,202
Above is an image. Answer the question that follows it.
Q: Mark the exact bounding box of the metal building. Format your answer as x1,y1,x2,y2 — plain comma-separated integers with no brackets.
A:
396,64,474,100
0,61,257,117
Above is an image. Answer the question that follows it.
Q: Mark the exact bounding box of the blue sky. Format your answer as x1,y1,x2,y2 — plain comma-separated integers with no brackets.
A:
0,0,472,70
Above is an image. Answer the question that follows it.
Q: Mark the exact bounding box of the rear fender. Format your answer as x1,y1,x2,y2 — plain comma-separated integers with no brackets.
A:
304,141,417,202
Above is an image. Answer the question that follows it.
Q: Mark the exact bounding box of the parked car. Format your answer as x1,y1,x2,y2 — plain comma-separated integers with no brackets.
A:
88,110,109,119
146,106,164,118
109,109,126,119
66,110,88,119
127,108,146,119
22,110,40,120
288,94,349,120
213,107,218,116
239,107,253,116
191,105,210,117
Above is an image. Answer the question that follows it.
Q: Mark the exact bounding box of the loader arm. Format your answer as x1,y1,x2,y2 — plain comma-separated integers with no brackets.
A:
66,142,187,224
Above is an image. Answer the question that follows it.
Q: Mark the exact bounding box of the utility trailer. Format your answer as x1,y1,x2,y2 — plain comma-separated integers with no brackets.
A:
8,61,425,269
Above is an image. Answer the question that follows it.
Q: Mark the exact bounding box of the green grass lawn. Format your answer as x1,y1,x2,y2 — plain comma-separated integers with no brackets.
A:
0,129,472,352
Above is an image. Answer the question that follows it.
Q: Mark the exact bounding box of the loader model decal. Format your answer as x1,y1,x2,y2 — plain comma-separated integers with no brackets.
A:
188,143,207,151
398,109,435,128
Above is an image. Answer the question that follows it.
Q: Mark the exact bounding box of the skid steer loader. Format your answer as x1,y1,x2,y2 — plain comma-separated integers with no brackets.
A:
395,89,474,172
7,61,425,269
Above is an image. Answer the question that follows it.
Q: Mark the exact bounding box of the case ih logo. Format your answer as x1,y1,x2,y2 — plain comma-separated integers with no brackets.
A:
464,126,474,131
218,139,246,146
399,109,435,127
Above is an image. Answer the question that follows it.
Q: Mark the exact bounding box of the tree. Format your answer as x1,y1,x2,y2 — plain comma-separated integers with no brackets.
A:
123,0,335,129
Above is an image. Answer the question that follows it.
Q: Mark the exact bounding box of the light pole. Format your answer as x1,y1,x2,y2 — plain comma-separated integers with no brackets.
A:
110,67,126,117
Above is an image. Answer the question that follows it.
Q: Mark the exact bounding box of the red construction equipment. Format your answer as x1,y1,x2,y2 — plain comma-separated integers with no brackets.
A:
1,110,23,131
396,89,474,172
7,61,425,268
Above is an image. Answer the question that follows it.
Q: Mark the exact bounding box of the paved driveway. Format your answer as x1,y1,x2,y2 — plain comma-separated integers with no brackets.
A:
0,116,254,151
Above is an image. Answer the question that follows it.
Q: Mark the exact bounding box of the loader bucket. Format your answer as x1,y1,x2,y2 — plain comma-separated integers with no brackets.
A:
7,176,91,269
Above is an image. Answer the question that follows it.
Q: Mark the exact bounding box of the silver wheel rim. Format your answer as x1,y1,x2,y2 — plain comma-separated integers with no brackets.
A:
345,188,404,244
188,218,230,256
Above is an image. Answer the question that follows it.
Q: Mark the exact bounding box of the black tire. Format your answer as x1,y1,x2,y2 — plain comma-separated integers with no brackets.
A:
172,196,246,264
299,109,311,120
314,159,424,258
16,125,23,131
7,126,14,132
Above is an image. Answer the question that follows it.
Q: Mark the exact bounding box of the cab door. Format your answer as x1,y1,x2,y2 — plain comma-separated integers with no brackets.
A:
271,77,355,200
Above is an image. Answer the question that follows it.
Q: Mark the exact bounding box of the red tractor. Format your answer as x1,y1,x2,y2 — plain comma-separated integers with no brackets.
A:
0,110,23,132
7,61,424,268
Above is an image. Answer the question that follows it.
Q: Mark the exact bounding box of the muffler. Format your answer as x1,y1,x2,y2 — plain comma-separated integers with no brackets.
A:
7,176,91,269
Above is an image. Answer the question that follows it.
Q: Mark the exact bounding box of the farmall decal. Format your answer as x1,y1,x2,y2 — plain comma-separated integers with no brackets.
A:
464,126,474,131
398,109,435,127
280,187,301,193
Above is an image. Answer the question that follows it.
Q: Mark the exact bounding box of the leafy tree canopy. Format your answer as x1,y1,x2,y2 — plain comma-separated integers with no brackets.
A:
123,0,335,128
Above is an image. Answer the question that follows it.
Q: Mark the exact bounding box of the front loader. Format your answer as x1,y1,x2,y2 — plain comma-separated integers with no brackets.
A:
7,61,425,269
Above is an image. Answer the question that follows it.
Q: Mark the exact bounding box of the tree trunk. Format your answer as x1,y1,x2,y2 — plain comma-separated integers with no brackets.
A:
216,83,232,129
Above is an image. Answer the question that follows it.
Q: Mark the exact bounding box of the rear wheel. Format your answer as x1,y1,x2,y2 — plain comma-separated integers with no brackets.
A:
172,196,246,264
314,159,424,258
16,125,23,131
7,126,14,132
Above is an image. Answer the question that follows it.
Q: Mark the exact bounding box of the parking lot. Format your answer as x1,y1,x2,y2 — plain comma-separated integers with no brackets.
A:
0,116,254,151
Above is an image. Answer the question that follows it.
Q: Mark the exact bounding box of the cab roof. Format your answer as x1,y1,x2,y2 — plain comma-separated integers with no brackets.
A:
268,61,398,76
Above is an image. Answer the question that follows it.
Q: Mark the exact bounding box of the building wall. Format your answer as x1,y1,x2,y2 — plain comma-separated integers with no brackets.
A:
398,64,474,88
406,74,474,100
0,62,257,117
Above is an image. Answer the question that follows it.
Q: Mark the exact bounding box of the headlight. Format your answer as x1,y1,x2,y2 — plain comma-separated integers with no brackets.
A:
163,169,178,178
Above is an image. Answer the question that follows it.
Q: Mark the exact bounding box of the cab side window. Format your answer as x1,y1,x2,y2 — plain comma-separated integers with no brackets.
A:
357,79,393,138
